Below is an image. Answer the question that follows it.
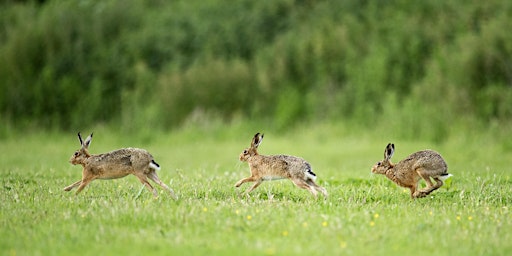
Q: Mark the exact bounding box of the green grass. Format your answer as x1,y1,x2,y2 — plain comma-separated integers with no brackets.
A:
1,124,511,255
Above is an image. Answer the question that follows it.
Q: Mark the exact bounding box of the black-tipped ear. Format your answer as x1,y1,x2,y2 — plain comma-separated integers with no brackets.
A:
385,143,395,160
78,132,83,145
83,133,93,148
251,132,264,148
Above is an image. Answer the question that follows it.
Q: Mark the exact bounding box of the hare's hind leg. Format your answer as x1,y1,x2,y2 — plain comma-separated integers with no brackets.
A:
417,170,435,188
418,177,444,197
292,179,318,197
432,177,444,190
416,170,443,197
64,180,82,191
147,171,177,200
306,179,328,197
134,173,158,197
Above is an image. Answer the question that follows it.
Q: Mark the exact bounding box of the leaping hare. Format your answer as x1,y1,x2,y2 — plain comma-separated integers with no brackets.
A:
235,133,327,198
64,132,177,199
371,143,452,199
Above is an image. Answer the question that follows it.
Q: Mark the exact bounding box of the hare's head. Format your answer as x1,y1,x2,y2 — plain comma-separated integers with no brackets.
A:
239,133,263,162
70,132,93,165
372,143,395,174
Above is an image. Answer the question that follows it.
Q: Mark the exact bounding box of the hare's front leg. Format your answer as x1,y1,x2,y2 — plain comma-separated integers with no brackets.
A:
75,177,95,194
244,180,263,194
64,180,82,191
235,176,257,187
74,168,98,194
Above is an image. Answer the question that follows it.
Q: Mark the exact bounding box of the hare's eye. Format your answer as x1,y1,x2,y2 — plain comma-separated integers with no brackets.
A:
74,151,80,157
243,150,248,154
377,161,382,166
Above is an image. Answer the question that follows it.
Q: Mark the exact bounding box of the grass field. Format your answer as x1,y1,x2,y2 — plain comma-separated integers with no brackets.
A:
1,123,511,255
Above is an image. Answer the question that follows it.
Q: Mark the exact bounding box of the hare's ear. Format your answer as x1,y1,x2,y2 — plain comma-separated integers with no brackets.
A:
83,133,93,149
384,143,395,160
251,133,264,148
77,132,83,145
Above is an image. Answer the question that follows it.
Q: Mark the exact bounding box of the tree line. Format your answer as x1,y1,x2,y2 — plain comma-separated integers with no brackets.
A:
1,0,511,140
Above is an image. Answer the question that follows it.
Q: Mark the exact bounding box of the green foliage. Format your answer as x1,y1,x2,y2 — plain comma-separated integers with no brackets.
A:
157,58,254,128
0,0,142,129
1,0,512,139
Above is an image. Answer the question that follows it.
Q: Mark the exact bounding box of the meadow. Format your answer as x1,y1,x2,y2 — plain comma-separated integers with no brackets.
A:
1,123,510,256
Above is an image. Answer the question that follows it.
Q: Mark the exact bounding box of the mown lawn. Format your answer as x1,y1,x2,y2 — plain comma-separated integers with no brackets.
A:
1,125,510,255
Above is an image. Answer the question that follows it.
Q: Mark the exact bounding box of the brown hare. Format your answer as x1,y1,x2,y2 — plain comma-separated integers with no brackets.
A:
64,132,177,199
371,143,452,199
235,133,327,198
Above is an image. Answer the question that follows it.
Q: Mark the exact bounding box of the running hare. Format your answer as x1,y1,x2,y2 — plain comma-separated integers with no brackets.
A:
64,132,177,199
235,133,327,198
371,143,452,199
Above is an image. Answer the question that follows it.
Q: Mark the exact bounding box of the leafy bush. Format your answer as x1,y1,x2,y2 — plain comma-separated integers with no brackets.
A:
0,0,511,139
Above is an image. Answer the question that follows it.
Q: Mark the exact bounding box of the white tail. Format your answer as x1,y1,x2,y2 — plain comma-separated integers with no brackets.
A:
439,173,453,181
305,166,317,181
149,160,161,171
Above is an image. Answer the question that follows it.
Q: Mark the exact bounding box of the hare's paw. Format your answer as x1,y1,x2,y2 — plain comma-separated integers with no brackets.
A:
413,191,428,198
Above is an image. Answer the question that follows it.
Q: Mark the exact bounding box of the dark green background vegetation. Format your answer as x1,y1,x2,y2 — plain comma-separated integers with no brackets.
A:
1,0,511,141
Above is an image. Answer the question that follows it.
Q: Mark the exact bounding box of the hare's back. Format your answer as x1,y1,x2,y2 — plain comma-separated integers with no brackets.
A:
406,150,447,171
94,148,153,167
272,155,314,177
273,154,308,166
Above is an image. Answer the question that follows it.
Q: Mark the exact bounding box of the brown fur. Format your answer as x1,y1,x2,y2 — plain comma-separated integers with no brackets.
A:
371,143,451,199
64,132,177,199
235,133,327,198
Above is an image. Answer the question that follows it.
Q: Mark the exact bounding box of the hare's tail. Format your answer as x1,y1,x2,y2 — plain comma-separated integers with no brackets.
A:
149,160,161,171
305,163,317,181
439,173,453,181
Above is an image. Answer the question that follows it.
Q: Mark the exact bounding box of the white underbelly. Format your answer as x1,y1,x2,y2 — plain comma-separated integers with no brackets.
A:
262,176,285,181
